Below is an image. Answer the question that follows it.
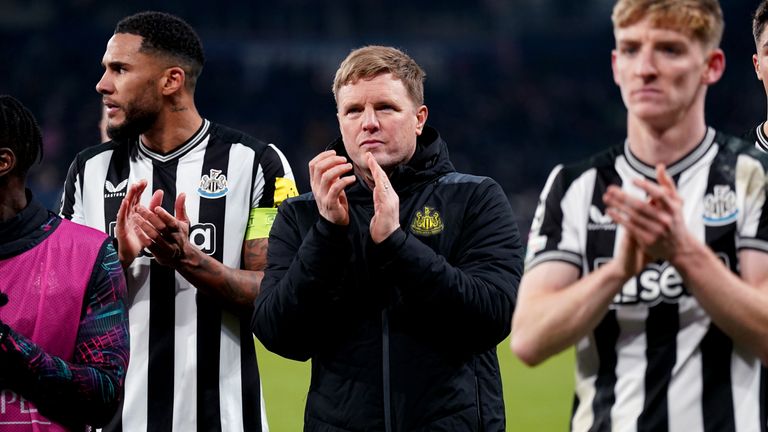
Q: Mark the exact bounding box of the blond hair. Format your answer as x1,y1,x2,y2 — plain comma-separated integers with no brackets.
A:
332,46,425,107
612,0,724,48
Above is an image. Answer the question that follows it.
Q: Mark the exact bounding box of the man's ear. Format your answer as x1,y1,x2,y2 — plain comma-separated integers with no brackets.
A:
611,49,620,86
161,66,186,96
754,53,763,81
702,48,725,85
0,148,16,178
415,105,428,136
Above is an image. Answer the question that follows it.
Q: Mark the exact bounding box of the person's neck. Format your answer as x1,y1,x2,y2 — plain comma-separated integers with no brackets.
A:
0,180,28,222
626,112,707,167
353,164,376,190
140,105,203,154
353,163,398,191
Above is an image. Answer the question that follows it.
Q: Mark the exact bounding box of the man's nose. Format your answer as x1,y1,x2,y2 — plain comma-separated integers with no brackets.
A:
95,71,112,95
362,107,379,132
635,48,658,78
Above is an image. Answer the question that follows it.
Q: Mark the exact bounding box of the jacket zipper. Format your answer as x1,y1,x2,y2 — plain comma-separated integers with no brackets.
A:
382,309,392,432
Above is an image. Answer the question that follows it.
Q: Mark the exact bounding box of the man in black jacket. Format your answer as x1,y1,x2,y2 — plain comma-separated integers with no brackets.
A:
252,45,523,431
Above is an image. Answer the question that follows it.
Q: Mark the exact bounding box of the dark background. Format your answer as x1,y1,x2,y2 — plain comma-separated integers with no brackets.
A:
0,0,763,235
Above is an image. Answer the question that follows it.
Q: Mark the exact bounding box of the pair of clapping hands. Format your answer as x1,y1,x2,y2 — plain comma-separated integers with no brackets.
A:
116,179,190,269
603,164,689,275
309,151,399,244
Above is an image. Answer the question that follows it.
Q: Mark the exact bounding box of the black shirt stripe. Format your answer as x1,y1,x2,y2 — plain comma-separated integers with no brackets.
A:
147,159,178,432
699,149,737,432
637,302,678,432
590,311,620,432
196,142,228,432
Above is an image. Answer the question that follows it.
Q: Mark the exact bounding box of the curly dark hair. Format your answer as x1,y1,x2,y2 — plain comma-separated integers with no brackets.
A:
754,1,768,44
0,95,43,177
116,11,205,90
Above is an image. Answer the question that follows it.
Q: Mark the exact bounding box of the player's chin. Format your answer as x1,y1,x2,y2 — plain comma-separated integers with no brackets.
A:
630,106,675,125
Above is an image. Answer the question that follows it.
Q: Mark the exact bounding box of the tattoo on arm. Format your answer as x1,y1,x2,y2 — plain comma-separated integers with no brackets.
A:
187,240,266,307
243,238,268,271
181,239,267,307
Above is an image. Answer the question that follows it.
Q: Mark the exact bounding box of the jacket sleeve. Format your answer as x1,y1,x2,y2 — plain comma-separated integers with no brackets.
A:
374,178,523,353
0,240,129,428
252,200,351,361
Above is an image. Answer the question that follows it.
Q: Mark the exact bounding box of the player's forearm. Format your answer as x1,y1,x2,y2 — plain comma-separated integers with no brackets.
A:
0,327,126,427
671,237,768,362
177,247,262,308
512,262,629,366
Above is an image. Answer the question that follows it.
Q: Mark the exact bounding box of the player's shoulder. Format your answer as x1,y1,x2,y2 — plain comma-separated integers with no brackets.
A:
73,139,125,162
555,144,623,187
740,122,760,145
714,129,768,161
58,217,110,243
208,122,271,152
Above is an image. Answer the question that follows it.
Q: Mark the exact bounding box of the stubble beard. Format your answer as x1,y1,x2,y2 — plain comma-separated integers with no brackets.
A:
106,103,160,142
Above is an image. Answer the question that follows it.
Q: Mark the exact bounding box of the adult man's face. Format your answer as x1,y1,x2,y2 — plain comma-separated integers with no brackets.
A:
753,27,768,102
611,17,723,129
336,73,427,177
96,33,165,141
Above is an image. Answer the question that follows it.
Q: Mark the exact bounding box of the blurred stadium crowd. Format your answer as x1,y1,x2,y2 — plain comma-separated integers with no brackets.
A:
0,0,761,234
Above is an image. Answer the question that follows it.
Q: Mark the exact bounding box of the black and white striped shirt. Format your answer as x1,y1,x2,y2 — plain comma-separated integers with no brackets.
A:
60,119,296,432
744,121,768,154
526,127,768,431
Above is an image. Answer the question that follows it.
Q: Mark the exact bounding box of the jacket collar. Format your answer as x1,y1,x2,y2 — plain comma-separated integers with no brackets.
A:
327,126,455,199
0,190,58,259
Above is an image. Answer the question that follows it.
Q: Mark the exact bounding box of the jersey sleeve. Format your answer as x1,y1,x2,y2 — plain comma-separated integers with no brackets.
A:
59,157,85,224
525,164,584,272
0,240,129,428
736,153,768,252
246,144,298,240
252,143,298,209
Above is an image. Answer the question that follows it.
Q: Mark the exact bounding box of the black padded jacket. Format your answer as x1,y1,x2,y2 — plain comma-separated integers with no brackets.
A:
253,127,523,431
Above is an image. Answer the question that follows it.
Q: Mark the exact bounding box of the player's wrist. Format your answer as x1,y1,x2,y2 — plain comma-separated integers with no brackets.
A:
602,258,636,286
668,233,708,273
176,242,204,270
118,248,136,270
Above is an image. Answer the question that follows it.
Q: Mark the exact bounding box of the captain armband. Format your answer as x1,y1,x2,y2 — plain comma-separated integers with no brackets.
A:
245,208,278,240
273,177,298,207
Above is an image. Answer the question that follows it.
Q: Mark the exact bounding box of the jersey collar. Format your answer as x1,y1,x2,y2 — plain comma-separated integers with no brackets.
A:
137,119,211,163
755,122,768,153
623,127,715,179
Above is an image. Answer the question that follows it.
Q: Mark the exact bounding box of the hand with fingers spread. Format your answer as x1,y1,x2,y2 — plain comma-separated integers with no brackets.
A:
132,191,192,267
309,150,356,225
604,164,689,261
116,179,151,268
367,153,400,243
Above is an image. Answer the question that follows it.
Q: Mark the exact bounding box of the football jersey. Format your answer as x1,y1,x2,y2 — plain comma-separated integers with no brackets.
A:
526,127,768,432
744,121,768,154
60,119,296,432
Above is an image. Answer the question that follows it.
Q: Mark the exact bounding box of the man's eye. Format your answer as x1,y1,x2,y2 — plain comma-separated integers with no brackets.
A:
620,46,638,55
